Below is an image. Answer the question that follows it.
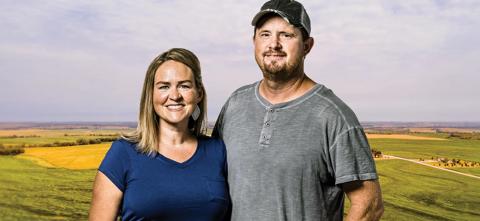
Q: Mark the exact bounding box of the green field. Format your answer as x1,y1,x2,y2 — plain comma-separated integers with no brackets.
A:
2,156,479,220
0,129,123,147
0,156,95,220
1,130,480,220
369,138,480,162
369,138,480,176
375,160,480,221
450,167,480,177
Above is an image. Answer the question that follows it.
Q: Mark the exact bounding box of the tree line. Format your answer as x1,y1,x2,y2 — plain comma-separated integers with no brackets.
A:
0,137,119,155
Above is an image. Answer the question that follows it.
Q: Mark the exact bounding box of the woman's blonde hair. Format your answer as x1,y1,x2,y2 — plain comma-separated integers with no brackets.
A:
122,48,207,155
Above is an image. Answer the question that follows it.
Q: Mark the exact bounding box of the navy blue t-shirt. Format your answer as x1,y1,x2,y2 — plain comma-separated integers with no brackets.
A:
99,137,230,221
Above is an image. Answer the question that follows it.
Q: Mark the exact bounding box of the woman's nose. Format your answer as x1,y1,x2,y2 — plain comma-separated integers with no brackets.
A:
169,88,182,100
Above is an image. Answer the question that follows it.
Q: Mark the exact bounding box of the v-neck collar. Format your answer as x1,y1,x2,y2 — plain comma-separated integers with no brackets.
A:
155,139,203,168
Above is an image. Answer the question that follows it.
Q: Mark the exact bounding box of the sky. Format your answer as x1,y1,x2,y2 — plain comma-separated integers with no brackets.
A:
1,0,479,122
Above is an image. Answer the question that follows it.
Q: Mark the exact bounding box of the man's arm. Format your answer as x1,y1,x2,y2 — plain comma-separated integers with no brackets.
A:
343,179,384,221
212,100,229,139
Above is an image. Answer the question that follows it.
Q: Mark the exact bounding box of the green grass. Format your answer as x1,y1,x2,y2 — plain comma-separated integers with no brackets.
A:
369,139,480,162
449,168,480,177
2,133,480,220
0,156,95,220
0,135,117,147
374,159,480,221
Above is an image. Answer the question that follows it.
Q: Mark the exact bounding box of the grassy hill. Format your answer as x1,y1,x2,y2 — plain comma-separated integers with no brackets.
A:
1,130,480,220
374,159,480,221
369,138,480,162
0,156,95,220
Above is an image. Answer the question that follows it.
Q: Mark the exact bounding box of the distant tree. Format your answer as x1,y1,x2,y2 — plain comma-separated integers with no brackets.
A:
76,138,89,145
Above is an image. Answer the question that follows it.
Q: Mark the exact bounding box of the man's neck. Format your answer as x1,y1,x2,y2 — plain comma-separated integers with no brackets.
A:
259,73,316,105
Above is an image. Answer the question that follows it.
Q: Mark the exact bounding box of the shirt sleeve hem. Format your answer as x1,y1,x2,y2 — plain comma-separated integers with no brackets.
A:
98,168,125,192
335,173,378,185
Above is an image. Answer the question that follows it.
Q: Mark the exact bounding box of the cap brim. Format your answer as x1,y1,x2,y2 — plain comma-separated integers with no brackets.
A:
251,10,290,26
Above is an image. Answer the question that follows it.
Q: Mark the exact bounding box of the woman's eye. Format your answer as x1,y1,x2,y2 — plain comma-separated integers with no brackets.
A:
179,84,191,89
158,85,169,90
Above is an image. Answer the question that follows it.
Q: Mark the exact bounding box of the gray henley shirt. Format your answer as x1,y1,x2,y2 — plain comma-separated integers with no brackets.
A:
213,81,378,221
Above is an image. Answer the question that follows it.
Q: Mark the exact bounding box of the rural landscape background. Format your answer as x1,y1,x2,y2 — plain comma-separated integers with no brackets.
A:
1,121,479,220
1,0,480,220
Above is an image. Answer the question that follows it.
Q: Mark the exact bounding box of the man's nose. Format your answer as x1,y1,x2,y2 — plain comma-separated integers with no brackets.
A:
268,36,282,50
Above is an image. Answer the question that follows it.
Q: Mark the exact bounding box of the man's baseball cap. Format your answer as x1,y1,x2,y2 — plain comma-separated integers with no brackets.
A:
251,0,311,36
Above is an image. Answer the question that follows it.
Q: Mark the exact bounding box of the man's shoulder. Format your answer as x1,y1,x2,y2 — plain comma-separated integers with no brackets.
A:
230,82,257,97
223,81,258,106
310,85,362,127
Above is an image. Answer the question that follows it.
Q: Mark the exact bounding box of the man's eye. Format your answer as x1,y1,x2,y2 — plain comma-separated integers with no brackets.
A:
281,33,293,39
260,33,270,38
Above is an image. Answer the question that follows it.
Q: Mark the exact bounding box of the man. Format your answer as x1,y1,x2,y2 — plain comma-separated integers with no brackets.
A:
213,0,384,220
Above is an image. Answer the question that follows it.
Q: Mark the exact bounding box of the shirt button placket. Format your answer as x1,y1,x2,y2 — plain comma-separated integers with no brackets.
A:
259,107,275,147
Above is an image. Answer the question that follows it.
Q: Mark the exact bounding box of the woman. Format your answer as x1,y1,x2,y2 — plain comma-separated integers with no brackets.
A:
89,48,230,220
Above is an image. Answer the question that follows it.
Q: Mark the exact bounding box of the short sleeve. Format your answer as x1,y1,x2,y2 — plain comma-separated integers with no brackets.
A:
329,127,378,185
98,140,131,192
212,99,230,139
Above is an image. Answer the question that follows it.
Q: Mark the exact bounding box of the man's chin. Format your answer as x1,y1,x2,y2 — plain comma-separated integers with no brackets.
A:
264,64,286,74
262,69,291,81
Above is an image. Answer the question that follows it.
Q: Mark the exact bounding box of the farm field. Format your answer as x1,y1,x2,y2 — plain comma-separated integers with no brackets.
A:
375,159,480,221
449,167,480,177
369,138,480,163
1,128,480,220
0,129,124,147
0,156,95,220
366,133,446,140
369,137,480,177
19,143,110,169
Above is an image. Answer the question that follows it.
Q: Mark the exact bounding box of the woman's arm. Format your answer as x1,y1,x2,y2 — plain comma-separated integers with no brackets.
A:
89,171,123,221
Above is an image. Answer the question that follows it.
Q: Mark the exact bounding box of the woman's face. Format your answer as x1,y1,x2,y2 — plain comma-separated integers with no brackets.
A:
153,60,202,128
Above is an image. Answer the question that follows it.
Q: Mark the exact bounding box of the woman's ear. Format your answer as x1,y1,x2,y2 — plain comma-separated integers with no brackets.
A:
196,88,204,103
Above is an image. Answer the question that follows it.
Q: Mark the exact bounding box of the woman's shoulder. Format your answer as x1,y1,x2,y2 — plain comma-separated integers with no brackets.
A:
199,136,226,153
109,138,138,154
199,136,224,146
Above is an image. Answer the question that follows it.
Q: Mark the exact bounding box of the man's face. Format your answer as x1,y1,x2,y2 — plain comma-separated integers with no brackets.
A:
254,16,305,80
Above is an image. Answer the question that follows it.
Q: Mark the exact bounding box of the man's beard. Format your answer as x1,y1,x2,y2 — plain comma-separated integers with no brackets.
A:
258,52,303,82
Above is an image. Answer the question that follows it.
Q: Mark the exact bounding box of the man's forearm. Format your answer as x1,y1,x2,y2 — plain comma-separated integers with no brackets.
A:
345,196,383,221
344,180,384,221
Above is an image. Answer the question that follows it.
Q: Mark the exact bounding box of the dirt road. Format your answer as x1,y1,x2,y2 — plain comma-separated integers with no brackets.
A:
383,155,480,180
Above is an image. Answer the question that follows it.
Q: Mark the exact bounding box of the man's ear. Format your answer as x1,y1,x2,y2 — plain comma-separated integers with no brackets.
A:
304,37,314,55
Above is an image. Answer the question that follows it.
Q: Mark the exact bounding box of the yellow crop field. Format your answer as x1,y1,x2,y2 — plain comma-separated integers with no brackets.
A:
366,134,446,141
18,143,111,169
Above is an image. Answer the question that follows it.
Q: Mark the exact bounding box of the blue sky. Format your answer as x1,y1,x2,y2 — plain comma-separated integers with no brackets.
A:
1,0,479,122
